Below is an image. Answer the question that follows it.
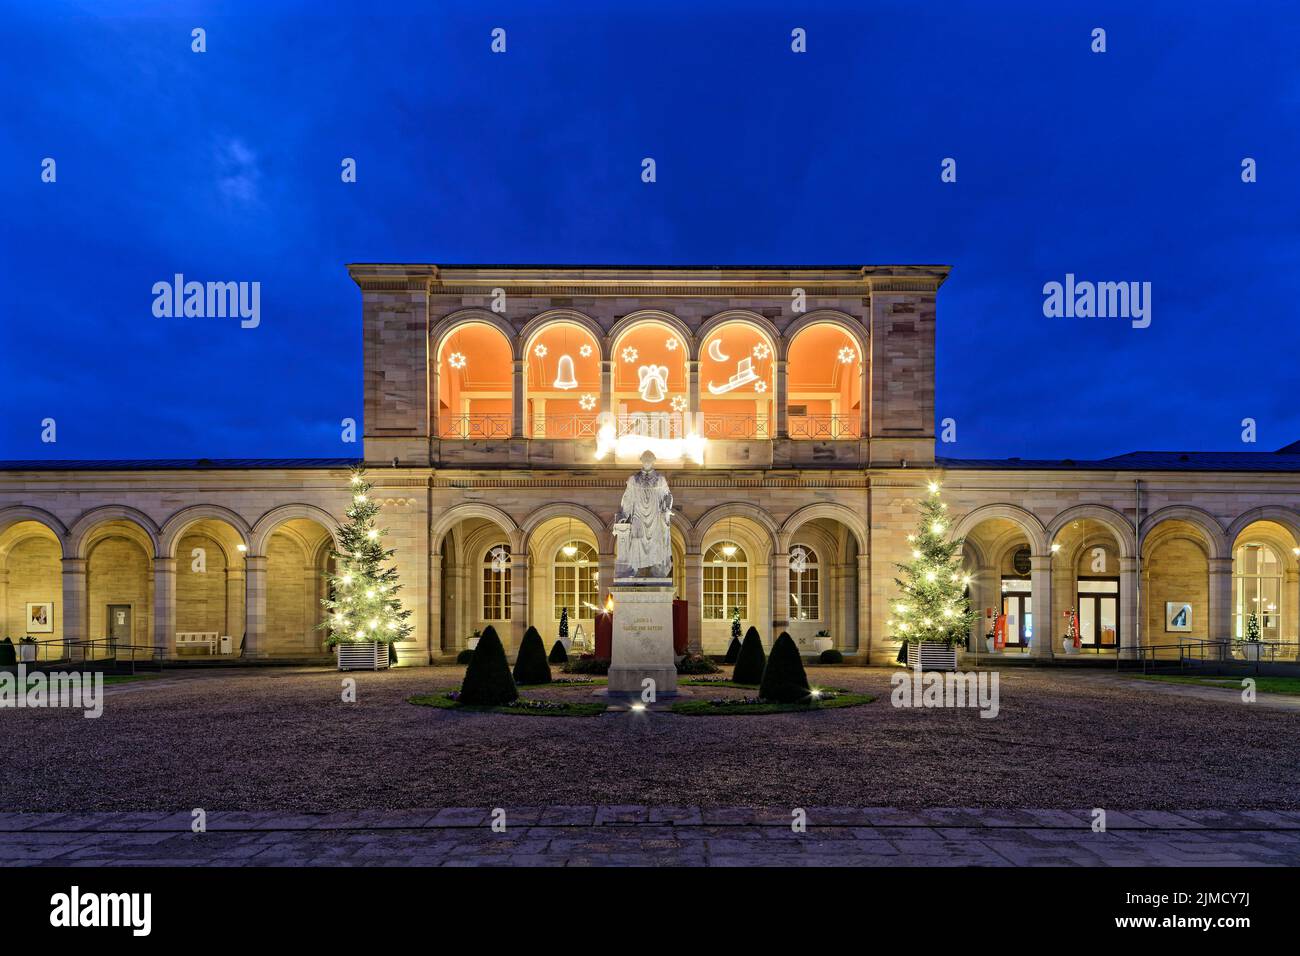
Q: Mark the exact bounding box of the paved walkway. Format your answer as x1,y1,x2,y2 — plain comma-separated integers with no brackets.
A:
2,807,1298,866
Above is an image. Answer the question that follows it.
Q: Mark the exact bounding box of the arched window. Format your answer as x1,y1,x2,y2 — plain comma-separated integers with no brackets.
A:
786,322,862,439
438,322,513,439
554,541,599,619
788,546,820,620
703,541,748,619
699,321,774,439
525,322,601,438
1234,542,1281,640
481,544,511,620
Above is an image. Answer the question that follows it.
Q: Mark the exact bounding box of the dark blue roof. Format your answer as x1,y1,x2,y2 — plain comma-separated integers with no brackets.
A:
939,445,1300,473
0,458,361,472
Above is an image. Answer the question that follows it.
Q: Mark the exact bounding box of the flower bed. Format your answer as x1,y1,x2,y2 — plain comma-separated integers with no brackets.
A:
671,688,873,716
409,690,606,717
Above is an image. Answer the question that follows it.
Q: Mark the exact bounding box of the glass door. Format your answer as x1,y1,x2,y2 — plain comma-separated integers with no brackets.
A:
1077,578,1119,650
1001,578,1032,649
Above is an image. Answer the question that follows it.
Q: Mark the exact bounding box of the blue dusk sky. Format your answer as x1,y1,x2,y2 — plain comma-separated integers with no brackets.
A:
3,0,1298,462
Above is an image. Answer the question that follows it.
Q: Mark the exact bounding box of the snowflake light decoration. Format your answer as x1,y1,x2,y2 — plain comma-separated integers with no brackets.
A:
665,338,679,351
489,546,511,574
789,546,809,575
752,343,771,360
579,344,593,358
754,380,768,393
837,346,855,364
578,393,597,411
448,352,467,369
621,346,639,363
670,395,688,412
534,343,548,358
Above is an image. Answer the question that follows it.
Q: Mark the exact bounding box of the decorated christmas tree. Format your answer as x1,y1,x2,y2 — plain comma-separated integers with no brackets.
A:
888,482,978,647
730,607,742,644
558,606,570,646
319,467,413,647
1245,610,1261,642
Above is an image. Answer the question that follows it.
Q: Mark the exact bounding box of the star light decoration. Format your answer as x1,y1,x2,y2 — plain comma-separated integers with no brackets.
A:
670,395,688,412
579,393,597,411
754,380,768,393
837,346,855,364
789,546,809,574
579,344,593,357
621,346,639,363
665,338,679,351
752,343,771,360
534,343,548,358
448,352,467,369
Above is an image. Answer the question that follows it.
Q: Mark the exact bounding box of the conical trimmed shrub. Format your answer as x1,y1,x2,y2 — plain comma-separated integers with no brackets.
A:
459,626,518,705
548,639,569,664
723,636,742,664
513,625,552,684
0,638,14,666
760,632,812,703
732,626,766,684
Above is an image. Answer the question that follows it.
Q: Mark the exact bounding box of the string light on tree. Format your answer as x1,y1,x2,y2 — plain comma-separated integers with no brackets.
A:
319,466,413,650
887,480,978,649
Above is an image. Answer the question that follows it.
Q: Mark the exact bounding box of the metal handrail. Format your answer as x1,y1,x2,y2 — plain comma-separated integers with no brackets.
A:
439,414,512,439
531,414,598,438
25,638,163,675
701,414,770,440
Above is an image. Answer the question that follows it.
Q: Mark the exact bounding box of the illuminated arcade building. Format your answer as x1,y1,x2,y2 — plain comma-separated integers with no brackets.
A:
3,264,1300,664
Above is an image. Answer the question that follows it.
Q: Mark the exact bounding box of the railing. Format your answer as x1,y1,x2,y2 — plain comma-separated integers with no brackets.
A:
439,414,512,439
531,414,599,439
1131,638,1300,675
788,414,860,440
701,414,770,440
28,638,163,674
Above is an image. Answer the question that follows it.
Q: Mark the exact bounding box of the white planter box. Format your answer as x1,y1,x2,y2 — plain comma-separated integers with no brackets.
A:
906,642,958,672
336,641,390,671
1241,642,1263,662
812,637,833,654
18,645,36,662
1061,640,1080,656
466,637,480,651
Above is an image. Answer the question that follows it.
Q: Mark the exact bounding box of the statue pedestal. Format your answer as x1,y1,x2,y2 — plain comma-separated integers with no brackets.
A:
607,585,678,697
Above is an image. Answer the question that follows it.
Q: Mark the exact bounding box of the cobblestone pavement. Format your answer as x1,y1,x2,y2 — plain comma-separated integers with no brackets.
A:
2,807,1298,866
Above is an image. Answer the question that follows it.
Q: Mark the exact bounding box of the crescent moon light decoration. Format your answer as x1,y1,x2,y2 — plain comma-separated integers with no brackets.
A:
707,337,729,362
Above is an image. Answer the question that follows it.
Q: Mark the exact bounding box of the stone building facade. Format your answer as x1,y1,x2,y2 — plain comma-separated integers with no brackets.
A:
2,265,1298,665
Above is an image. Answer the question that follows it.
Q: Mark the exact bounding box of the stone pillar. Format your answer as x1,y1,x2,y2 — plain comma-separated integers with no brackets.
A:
429,552,443,656
244,555,268,658
771,551,790,640
225,567,245,642
509,553,529,654
834,561,854,652
454,563,470,651
511,359,526,438
683,550,702,653
598,549,615,604
1119,556,1138,660
774,359,788,439
1030,554,1053,659
152,557,176,658
1208,556,1233,658
687,359,700,416
302,563,319,652
856,553,872,661
600,360,613,419
0,569,7,637
968,566,998,655
61,558,87,656
1286,567,1299,644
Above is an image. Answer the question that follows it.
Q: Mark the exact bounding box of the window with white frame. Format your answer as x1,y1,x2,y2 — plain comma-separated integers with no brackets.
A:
481,544,511,621
554,541,599,619
789,546,820,620
1234,541,1281,640
703,541,748,619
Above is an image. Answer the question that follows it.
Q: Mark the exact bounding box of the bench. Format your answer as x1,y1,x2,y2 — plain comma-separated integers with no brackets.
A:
175,632,219,655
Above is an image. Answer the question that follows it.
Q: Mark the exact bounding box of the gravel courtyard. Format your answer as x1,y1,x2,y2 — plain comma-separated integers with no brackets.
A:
3,666,1297,812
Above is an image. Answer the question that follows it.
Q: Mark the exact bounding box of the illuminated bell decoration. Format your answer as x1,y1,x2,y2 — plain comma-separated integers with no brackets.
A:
553,353,578,389
637,364,669,403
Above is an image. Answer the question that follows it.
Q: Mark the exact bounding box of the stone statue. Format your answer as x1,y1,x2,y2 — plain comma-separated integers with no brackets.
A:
612,450,673,580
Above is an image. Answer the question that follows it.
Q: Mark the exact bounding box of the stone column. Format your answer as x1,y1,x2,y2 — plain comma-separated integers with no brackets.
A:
243,555,268,658
152,557,176,659
61,558,87,656
771,551,790,641
1286,567,1299,645
302,563,319,652
1208,556,1233,659
1030,554,1053,659
598,549,615,603
834,561,854,652
1119,556,1138,660
429,552,443,656
856,553,872,661
683,550,702,653
511,359,526,438
454,563,470,651
774,359,788,439
225,567,245,642
687,359,700,416
971,566,999,652
509,553,529,654
600,360,613,419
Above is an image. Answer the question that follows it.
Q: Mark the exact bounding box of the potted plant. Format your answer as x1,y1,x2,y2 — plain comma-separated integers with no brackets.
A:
889,482,978,672
812,629,833,654
984,623,997,653
18,636,37,663
466,628,482,651
1241,611,1265,661
319,467,413,671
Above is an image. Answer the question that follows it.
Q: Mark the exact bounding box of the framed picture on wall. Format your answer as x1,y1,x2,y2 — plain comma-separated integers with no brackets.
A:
1165,601,1193,633
26,602,54,633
